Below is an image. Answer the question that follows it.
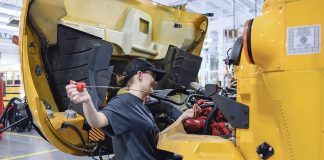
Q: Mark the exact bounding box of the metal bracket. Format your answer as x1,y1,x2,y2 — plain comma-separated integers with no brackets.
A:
210,93,249,128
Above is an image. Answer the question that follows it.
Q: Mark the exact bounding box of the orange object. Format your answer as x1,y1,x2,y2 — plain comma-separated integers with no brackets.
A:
243,19,254,64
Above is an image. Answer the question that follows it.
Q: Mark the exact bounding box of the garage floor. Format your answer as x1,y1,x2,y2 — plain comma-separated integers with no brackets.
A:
0,130,93,160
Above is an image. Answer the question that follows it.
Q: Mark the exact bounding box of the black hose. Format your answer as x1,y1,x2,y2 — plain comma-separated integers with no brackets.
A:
0,97,22,125
0,116,28,132
199,104,215,109
184,94,212,109
150,93,212,108
61,122,90,150
202,106,218,135
186,94,211,102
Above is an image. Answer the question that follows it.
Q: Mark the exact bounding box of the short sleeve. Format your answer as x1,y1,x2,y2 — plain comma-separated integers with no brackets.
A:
99,102,130,137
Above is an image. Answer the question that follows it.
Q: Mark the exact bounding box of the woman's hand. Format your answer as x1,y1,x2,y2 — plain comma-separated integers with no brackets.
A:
66,80,91,104
180,104,202,120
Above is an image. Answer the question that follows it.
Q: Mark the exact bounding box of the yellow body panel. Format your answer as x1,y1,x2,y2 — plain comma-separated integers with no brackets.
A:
159,0,324,159
28,0,207,59
158,118,244,160
49,112,88,146
234,0,324,159
20,0,87,155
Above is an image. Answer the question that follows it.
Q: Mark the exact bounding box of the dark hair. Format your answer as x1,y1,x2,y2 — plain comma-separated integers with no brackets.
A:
116,74,127,86
116,73,135,87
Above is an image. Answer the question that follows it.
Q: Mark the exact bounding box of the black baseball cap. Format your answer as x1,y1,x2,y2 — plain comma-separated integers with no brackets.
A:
123,58,166,83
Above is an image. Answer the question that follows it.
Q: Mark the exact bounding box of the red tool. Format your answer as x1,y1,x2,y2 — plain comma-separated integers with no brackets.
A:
74,81,124,92
76,82,86,92
72,81,152,93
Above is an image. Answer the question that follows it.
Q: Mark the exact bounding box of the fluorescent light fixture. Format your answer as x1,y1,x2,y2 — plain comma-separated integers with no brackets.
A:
7,19,19,27
0,5,21,17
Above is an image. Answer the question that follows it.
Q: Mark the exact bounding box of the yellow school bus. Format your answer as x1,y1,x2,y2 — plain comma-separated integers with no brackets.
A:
0,69,24,106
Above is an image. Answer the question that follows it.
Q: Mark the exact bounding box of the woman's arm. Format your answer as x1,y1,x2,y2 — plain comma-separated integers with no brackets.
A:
82,98,109,128
66,81,109,128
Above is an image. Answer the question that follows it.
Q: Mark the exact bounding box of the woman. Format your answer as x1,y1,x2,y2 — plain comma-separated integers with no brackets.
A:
66,58,198,160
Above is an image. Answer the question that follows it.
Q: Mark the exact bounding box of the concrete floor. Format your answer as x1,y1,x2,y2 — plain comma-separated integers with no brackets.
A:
0,130,93,160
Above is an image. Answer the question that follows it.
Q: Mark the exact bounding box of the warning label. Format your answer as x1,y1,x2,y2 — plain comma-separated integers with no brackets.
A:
287,25,320,55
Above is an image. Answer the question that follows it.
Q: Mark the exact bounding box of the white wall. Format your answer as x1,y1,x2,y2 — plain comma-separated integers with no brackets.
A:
0,38,20,70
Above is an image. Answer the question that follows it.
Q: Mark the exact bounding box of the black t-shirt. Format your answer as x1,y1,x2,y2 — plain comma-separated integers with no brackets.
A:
99,93,160,160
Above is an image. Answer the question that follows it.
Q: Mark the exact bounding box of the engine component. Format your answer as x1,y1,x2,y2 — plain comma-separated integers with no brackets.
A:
182,99,231,137
183,117,206,133
210,122,230,136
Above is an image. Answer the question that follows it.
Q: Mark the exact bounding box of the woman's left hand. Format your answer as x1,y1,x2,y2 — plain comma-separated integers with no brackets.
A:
180,104,202,120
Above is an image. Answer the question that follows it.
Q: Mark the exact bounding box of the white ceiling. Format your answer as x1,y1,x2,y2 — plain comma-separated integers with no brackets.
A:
0,0,21,34
152,0,263,55
0,0,22,56
152,0,263,20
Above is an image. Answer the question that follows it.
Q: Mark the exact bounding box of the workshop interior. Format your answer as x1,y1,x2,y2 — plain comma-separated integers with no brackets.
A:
1,0,323,160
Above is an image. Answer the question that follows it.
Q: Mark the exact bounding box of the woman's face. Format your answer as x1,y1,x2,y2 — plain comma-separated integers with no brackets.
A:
137,70,157,93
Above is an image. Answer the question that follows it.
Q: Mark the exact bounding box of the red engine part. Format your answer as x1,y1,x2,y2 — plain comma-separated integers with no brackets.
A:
183,117,206,133
183,99,211,133
200,107,212,116
183,99,231,136
210,122,230,136
196,99,205,106
216,111,226,122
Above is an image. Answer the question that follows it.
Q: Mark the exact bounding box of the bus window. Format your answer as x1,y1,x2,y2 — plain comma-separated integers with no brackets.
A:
14,72,21,85
6,72,14,85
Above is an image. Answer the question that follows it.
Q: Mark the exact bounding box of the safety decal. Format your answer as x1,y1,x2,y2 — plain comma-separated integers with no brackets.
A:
287,25,320,55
